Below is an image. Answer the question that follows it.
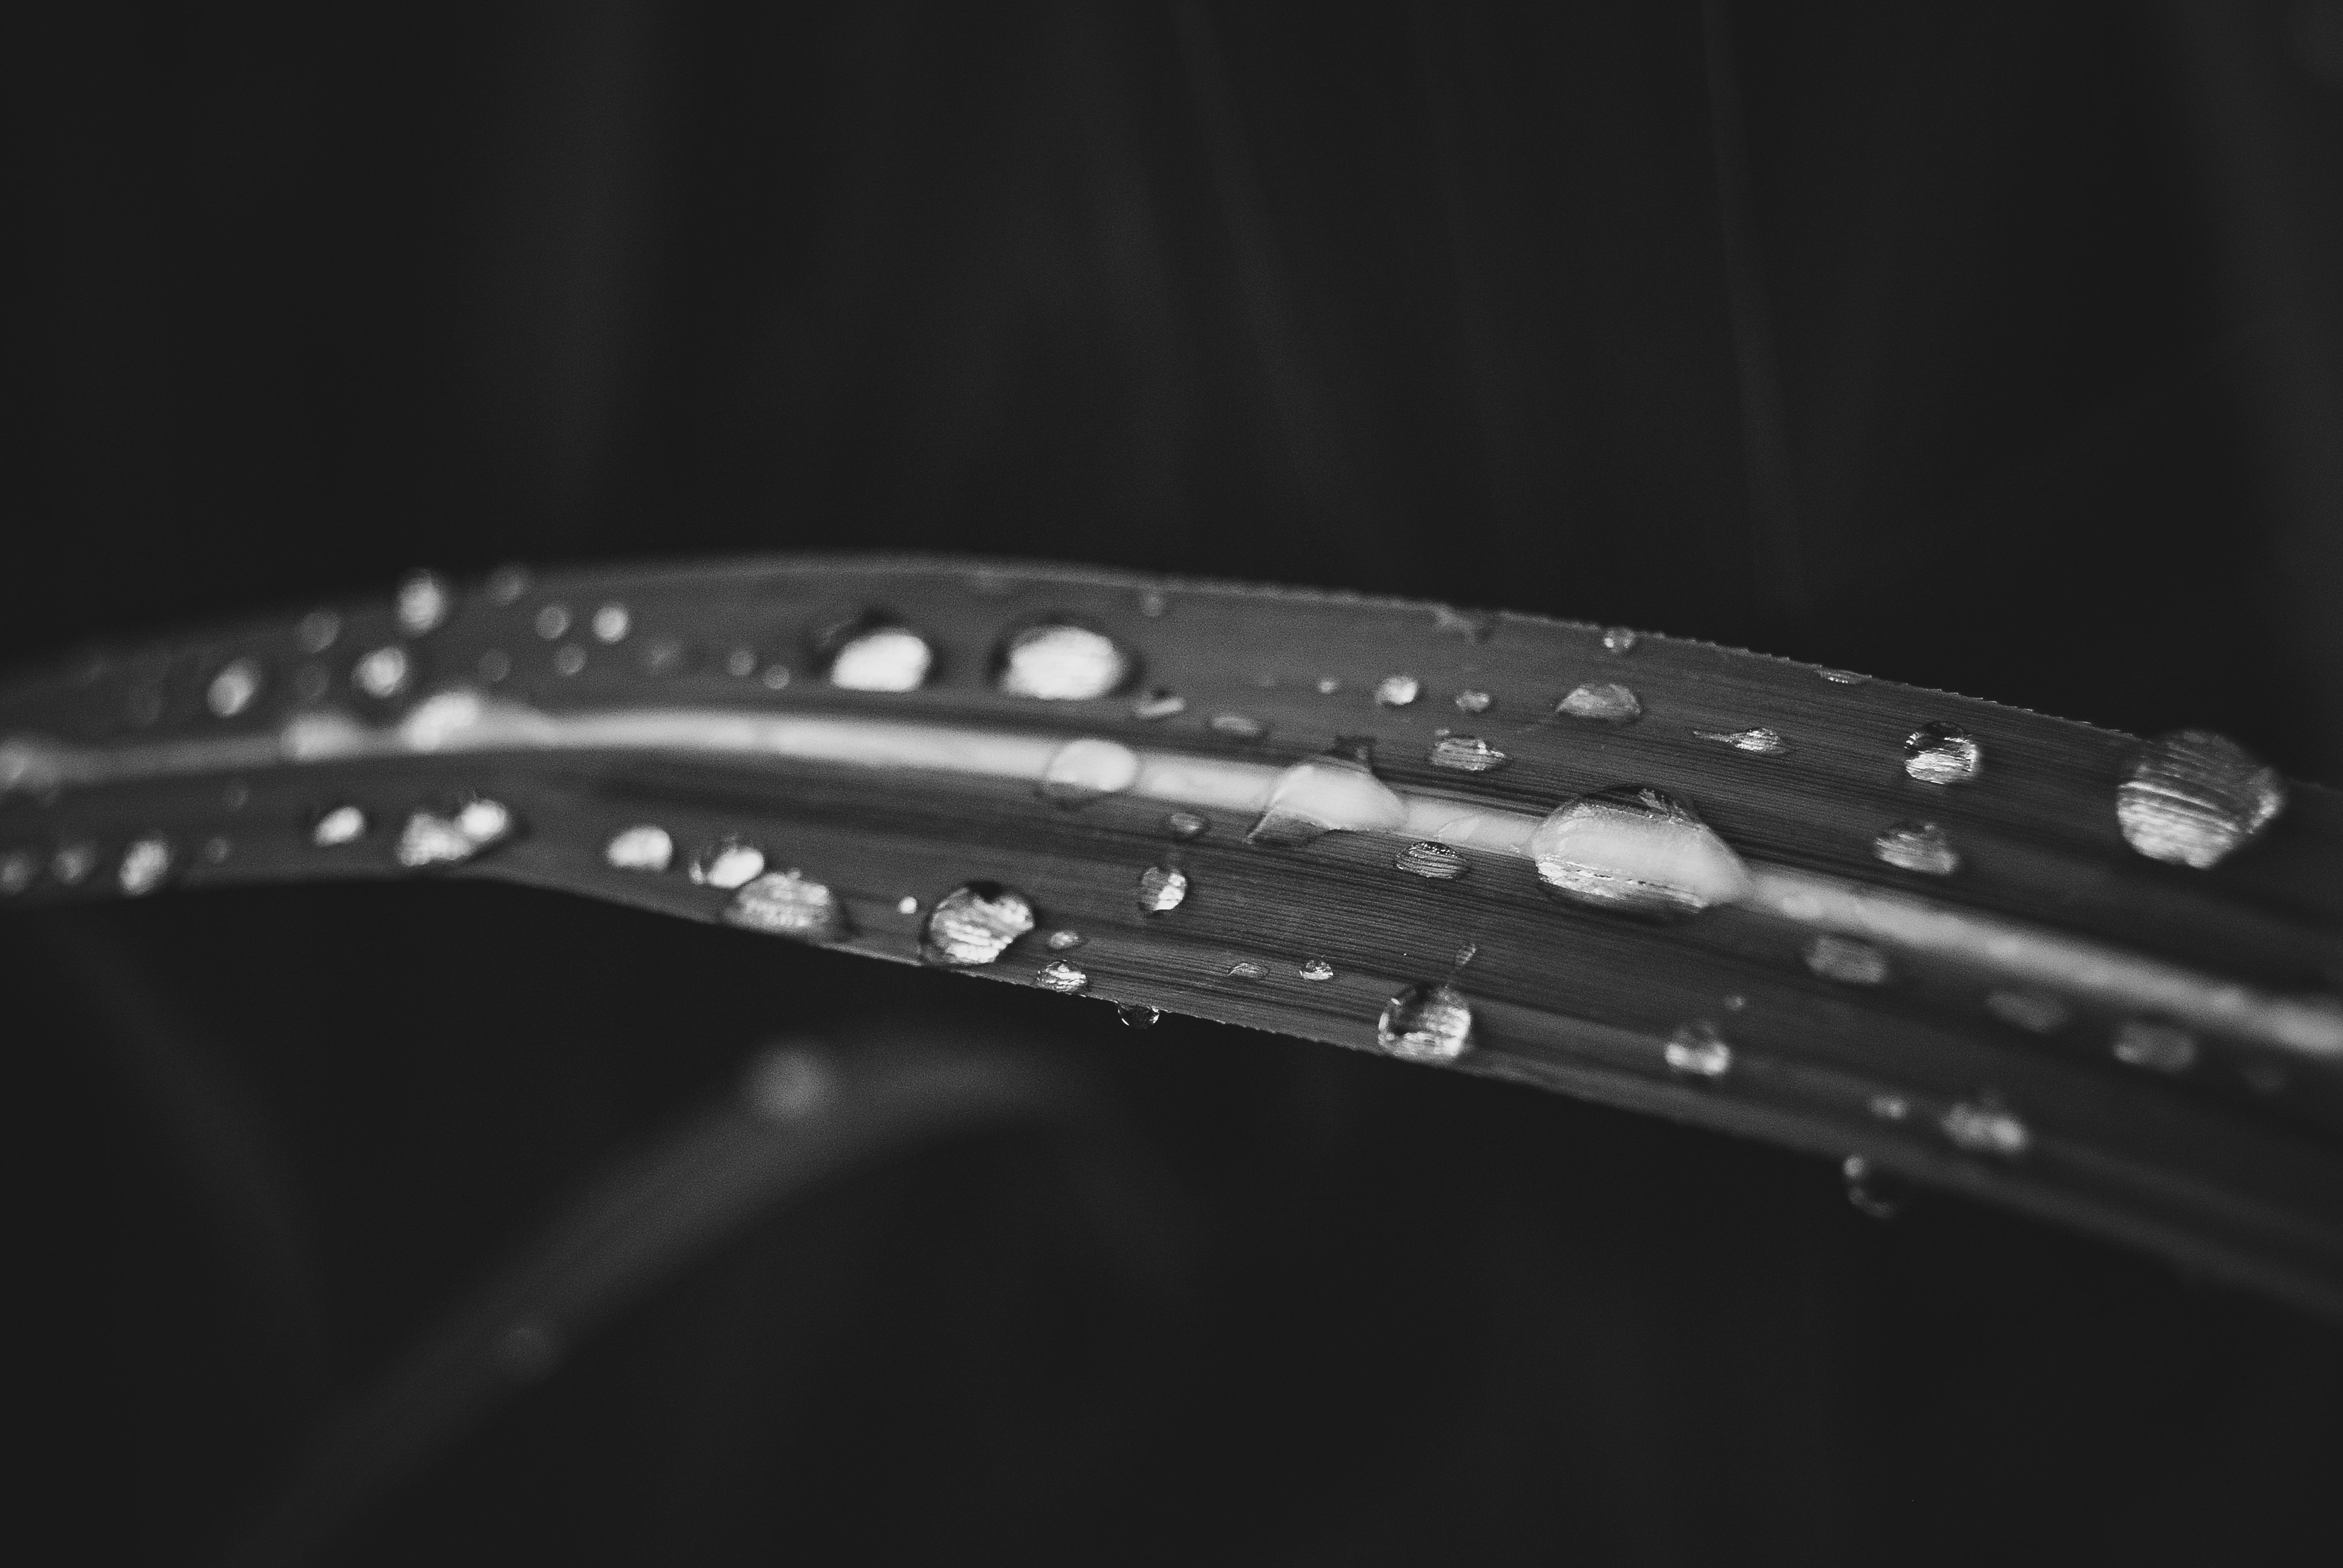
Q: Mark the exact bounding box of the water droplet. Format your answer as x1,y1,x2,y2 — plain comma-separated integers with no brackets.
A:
1377,983,1474,1062
637,638,687,676
295,610,341,653
1904,722,1981,785
1037,959,1089,994
1431,606,1495,641
1040,737,1142,805
726,647,758,678
2115,730,2286,869
1396,840,1469,880
118,836,172,896
1227,960,1268,980
1046,929,1084,950
1804,934,1892,986
397,571,451,635
206,658,263,717
1941,1099,2029,1157
202,837,231,864
1374,674,1421,708
1695,727,1788,755
1130,688,1185,721
1663,1021,1732,1078
310,805,368,846
690,838,766,890
485,564,531,605
0,849,36,895
1556,682,1641,723
1429,734,1509,772
759,665,790,690
1985,989,2069,1033
921,883,1037,965
603,825,673,872
552,645,587,676
591,604,630,642
996,622,1133,701
1138,590,1169,618
1165,811,1208,840
1818,668,1869,685
1869,1094,1911,1121
352,645,410,699
1601,626,1637,655
535,604,572,639
477,649,511,682
1455,689,1493,714
1299,958,1335,981
52,843,97,885
1118,1004,1161,1028
1841,1156,1910,1220
725,871,848,942
897,895,920,916
826,623,934,692
1723,993,1746,1011
1137,863,1188,913
1315,677,1341,695
1210,713,1266,741
2112,1020,2198,1073
1529,786,1754,918
1872,821,1960,875
744,1047,834,1120
1248,748,1407,846
395,795,517,868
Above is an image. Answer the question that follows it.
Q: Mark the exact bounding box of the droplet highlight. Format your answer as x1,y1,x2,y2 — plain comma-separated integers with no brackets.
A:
1117,1004,1161,1029
1556,682,1640,724
690,838,766,890
921,883,1036,965
603,825,673,872
1663,1021,1731,1078
396,796,516,868
725,871,847,942
1601,627,1637,655
1039,737,1142,805
1872,821,1959,876
1454,689,1493,714
1395,840,1468,880
997,623,1133,701
352,646,410,699
118,836,173,896
1941,1099,2030,1157
1377,984,1475,1063
2115,730,2286,869
1375,674,1421,708
207,659,263,718
397,572,451,635
310,805,367,847
1804,934,1892,987
1037,959,1090,995
826,623,934,693
1529,786,1754,919
1299,958,1335,981
1904,722,1981,785
1046,929,1084,950
591,604,631,643
1137,863,1188,913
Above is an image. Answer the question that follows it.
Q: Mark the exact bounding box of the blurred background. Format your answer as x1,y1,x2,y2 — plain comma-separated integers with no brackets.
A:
8,2,2343,1561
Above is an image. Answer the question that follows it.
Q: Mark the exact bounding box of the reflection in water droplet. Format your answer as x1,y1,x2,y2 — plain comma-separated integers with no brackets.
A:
690,838,766,890
1941,1099,2029,1157
1873,821,1959,875
1046,929,1084,950
1131,689,1186,720
997,623,1133,700
1602,627,1637,655
1040,737,1142,805
591,604,631,642
398,572,451,635
1299,958,1335,981
1986,989,2069,1033
485,564,531,605
2113,1020,2197,1073
1165,811,1208,840
1530,786,1754,918
352,646,410,699
295,610,341,653
1249,750,1407,846
1227,961,1268,980
552,645,587,676
0,849,36,895
1396,840,1468,880
396,796,517,868
1804,934,1892,986
1429,734,1509,772
1138,863,1188,913
828,624,934,692
1556,682,1640,723
1455,689,1493,714
1842,1156,1909,1220
1377,984,1474,1062
119,836,173,896
535,604,572,639
1375,675,1421,708
310,805,368,847
725,871,847,942
1210,713,1266,741
53,843,97,884
1904,722,1981,785
604,825,673,872
1037,959,1089,995
1695,727,1788,755
1118,1004,1161,1028
1663,1021,1732,1077
208,659,263,717
922,883,1036,965
2116,730,2286,869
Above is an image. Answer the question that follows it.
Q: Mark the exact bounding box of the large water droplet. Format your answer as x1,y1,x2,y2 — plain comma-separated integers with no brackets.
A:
1299,958,1335,981
2112,1020,2197,1073
207,659,263,718
1429,734,1509,772
1529,786,1754,918
2115,730,2286,869
1374,674,1421,708
1395,840,1468,880
1248,748,1407,846
1137,863,1188,913
1804,934,1892,986
724,871,847,942
1985,989,2069,1034
1556,682,1640,724
1841,1156,1910,1220
1037,959,1090,995
1904,722,1981,785
1663,1021,1732,1077
604,825,673,872
1601,627,1637,655
1132,689,1186,720
1872,821,1959,876
310,805,368,847
690,838,766,890
1941,1099,2029,1157
1377,984,1474,1062
1040,737,1142,805
996,622,1133,701
827,622,934,692
119,835,173,896
1118,1004,1161,1028
591,603,631,643
1696,727,1788,755
397,571,451,635
396,795,517,867
352,646,410,699
922,883,1036,965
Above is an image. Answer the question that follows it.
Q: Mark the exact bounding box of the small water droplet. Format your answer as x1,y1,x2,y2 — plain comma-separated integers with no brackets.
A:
1138,589,1170,618
725,871,848,942
1131,688,1186,720
744,1047,834,1120
996,622,1133,701
1137,863,1188,913
1037,959,1089,994
897,895,920,916
310,805,368,846
1817,668,1869,685
603,825,673,872
484,564,531,605
1396,840,1468,880
1377,983,1474,1062
690,838,766,890
1869,1094,1912,1121
1299,958,1335,981
0,849,37,895
118,835,173,896
1841,1155,1910,1220
1374,674,1421,708
1455,689,1493,714
1165,810,1208,840
535,604,572,639
207,658,263,717
726,647,758,678
826,622,934,692
1249,748,1407,846
52,843,97,885
295,610,341,653
1904,722,1981,785
1227,960,1268,980
1985,989,2069,1033
1556,682,1641,724
396,795,516,868
201,836,231,864
352,646,410,699
1723,993,1746,1011
1315,676,1341,695
1040,737,1142,805
1429,734,1508,772
1872,821,1959,875
397,571,451,635
2112,1020,2198,1073
1431,605,1495,641
637,638,687,676
1804,934,1892,986
591,604,631,642
922,883,1037,965
1601,626,1637,655
1663,1021,1732,1078
1046,929,1084,950
1695,727,1788,754
1941,1099,2029,1157
552,645,587,676
1118,1004,1161,1028
2115,730,2286,869
477,649,511,682
759,665,790,690
1530,786,1754,918
1210,713,1266,741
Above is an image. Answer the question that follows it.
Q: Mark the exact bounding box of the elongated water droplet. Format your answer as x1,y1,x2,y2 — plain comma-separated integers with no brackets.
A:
604,825,673,872
1663,1021,1732,1078
1986,989,2069,1033
1904,722,1981,785
1165,811,1208,840
53,843,97,884
1374,674,1421,708
534,604,571,639
1137,863,1188,913
397,572,451,635
1227,960,1268,980
1556,682,1640,723
690,838,765,890
1873,821,1959,876
1804,934,1892,986
1046,929,1084,950
119,835,173,896
1454,689,1493,714
922,883,1036,965
1299,958,1335,981
208,659,263,718
997,622,1133,701
1696,727,1787,755
1377,984,1474,1062
1132,688,1186,720
1601,626,1637,655
1841,1156,1910,1220
725,870,847,942
1249,748,1407,846
310,805,368,847
1429,734,1508,772
1210,713,1266,741
2115,730,2286,869
1118,1004,1161,1028
1529,786,1754,918
1395,840,1468,880
295,610,341,653
2112,1020,2197,1073
352,646,410,699
1941,1099,2029,1157
1037,959,1089,995
1040,737,1142,805
591,603,630,643
396,795,516,867
827,622,934,692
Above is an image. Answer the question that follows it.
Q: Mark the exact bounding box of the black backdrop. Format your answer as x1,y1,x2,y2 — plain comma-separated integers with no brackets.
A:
9,3,2343,1563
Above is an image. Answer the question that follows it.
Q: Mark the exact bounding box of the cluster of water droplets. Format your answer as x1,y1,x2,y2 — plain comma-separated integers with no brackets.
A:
396,796,516,868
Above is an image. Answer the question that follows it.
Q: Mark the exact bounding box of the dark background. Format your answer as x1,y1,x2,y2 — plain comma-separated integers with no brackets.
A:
8,2,2343,1562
